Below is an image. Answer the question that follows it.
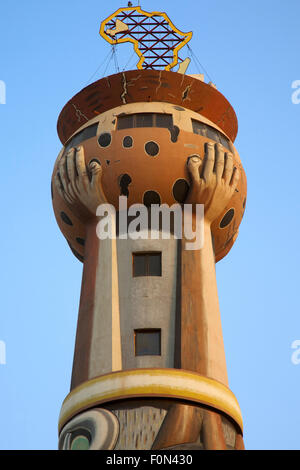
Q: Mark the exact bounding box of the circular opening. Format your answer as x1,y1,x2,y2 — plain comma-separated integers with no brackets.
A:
76,237,85,246
123,136,133,148
119,173,132,197
143,190,161,207
60,211,73,226
220,208,235,228
98,132,112,148
145,141,159,157
172,179,190,203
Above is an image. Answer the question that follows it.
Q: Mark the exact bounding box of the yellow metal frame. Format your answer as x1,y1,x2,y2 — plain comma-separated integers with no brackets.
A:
99,6,193,71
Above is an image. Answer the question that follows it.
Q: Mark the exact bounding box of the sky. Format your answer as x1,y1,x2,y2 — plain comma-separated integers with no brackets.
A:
0,0,300,450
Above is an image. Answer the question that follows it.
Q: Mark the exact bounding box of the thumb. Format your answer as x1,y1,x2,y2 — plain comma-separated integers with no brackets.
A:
88,159,102,187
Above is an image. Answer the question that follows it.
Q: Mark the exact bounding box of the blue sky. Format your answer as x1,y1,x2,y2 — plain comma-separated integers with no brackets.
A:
0,0,299,450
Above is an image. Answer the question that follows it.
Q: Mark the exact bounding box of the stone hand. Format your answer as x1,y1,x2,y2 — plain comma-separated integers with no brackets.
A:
55,146,106,222
186,142,239,224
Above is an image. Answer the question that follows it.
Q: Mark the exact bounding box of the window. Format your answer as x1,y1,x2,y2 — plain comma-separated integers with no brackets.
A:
133,252,162,277
117,113,173,130
191,119,230,150
134,329,161,356
64,123,98,152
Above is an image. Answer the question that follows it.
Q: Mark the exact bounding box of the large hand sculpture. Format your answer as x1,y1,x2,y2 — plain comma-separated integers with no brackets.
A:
186,142,239,223
54,146,106,222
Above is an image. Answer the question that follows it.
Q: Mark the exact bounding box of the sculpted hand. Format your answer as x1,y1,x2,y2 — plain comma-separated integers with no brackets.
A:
186,142,239,224
55,146,106,222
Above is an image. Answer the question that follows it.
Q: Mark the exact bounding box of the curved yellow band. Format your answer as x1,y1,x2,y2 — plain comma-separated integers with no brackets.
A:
59,368,243,434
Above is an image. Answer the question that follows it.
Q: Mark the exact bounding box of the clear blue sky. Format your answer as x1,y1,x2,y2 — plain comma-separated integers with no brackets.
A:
0,0,299,450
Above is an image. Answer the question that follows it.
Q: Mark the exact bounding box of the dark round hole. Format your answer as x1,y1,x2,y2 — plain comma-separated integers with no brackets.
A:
76,237,85,246
145,141,159,157
220,208,235,228
123,136,133,148
98,133,112,147
119,174,132,197
143,190,161,207
172,179,190,203
60,211,73,226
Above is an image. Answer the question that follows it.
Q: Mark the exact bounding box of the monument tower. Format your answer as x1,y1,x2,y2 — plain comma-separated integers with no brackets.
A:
52,5,247,450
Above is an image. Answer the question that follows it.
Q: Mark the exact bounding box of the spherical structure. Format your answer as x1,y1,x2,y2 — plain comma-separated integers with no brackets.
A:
52,70,247,262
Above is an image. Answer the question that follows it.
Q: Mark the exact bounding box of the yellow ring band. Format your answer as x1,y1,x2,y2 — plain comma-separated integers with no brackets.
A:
59,368,243,434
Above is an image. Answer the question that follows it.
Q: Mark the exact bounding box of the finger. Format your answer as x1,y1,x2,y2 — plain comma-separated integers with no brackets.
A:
187,155,202,184
89,159,102,189
58,152,69,191
230,167,240,191
215,144,225,182
202,142,215,182
54,172,73,204
75,146,89,191
67,181,77,201
223,152,234,184
66,148,78,190
54,172,64,198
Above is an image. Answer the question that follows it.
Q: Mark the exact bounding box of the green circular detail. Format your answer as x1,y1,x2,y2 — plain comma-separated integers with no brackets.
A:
71,435,90,450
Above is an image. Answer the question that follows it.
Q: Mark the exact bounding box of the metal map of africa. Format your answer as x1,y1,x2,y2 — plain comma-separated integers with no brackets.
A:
100,6,193,71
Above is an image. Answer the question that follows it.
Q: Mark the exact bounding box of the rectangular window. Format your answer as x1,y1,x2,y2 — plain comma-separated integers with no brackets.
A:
191,119,230,150
117,113,173,130
192,119,207,137
65,123,98,152
134,329,161,356
136,113,153,128
156,114,173,128
132,252,162,277
117,114,134,130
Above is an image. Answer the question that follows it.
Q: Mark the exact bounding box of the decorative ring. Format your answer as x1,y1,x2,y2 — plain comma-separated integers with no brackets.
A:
59,368,243,434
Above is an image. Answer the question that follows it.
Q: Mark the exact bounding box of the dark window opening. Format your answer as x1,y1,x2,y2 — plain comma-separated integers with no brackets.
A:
133,252,162,277
134,329,161,356
98,132,111,147
117,113,173,130
143,190,161,207
191,119,230,150
64,123,98,153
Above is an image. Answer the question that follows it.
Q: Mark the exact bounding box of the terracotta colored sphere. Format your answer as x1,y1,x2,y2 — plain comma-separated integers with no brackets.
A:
52,70,247,262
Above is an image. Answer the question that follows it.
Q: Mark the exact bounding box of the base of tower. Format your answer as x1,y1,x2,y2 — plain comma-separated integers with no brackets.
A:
58,369,244,450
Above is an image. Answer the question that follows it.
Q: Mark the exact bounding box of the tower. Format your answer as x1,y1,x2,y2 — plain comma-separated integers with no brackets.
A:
52,6,247,450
